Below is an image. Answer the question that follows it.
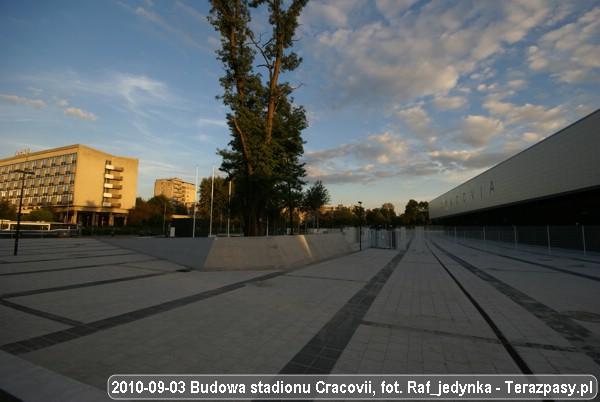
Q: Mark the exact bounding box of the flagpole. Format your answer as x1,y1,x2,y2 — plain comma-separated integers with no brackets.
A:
209,166,215,237
192,166,198,238
227,180,231,237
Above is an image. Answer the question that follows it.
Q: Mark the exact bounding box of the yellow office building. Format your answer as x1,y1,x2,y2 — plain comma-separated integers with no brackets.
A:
154,177,196,208
0,144,138,226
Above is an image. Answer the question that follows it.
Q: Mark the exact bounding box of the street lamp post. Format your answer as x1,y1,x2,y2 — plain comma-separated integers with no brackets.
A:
358,200,363,251
13,169,34,256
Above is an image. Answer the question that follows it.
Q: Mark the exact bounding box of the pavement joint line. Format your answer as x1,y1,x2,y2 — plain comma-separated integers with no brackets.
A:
278,238,414,375
284,273,368,284
0,251,138,265
1,271,173,299
431,239,600,366
361,320,578,353
0,299,84,327
0,258,161,277
426,241,533,375
0,271,285,355
456,241,600,282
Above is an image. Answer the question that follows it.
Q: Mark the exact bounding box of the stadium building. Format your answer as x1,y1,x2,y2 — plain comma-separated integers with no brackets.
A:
429,109,600,226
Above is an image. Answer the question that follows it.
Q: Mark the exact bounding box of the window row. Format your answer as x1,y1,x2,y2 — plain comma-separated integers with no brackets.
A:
0,153,77,175
1,185,74,198
0,165,76,182
0,175,74,190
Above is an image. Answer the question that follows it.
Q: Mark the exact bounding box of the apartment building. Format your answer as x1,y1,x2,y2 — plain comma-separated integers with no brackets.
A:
0,144,138,226
154,177,196,208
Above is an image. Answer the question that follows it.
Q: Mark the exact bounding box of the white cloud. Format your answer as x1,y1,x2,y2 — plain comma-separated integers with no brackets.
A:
0,94,46,109
527,7,600,82
396,106,432,137
308,1,555,106
57,99,69,107
133,6,207,50
429,148,509,170
483,99,566,133
460,115,504,146
433,95,467,110
197,117,227,127
64,107,97,121
522,132,544,143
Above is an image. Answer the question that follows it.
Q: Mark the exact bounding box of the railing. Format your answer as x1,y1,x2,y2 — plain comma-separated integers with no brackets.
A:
428,225,599,255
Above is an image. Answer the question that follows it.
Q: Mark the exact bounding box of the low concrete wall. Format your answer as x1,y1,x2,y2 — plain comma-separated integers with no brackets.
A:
101,237,214,270
203,233,354,271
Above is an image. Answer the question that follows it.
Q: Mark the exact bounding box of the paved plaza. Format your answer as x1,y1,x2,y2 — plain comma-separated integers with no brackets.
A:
1,230,600,401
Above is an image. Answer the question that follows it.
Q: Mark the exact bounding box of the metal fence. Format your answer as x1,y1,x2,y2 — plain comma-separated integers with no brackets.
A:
428,225,599,254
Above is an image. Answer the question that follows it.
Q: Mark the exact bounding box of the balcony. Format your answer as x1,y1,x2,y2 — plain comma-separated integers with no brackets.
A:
105,164,124,172
104,173,114,179
102,202,121,208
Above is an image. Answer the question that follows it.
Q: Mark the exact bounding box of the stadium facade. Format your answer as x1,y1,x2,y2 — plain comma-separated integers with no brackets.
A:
429,109,600,225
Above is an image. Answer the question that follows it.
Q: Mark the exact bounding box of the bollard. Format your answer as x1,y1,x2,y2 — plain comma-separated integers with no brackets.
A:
513,225,517,249
546,225,551,255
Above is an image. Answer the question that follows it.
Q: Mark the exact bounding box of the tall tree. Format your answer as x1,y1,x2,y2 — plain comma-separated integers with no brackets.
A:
303,180,330,229
209,0,308,236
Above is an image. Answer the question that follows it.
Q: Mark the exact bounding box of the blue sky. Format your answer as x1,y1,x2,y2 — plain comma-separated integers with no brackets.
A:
1,0,599,211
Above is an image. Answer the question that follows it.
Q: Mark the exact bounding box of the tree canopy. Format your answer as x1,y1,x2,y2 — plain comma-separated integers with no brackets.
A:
209,0,309,236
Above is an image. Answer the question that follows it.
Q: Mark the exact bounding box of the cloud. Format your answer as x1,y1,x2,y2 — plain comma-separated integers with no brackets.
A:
64,107,97,121
56,99,69,107
433,95,467,110
133,6,206,50
396,106,433,137
460,115,504,146
307,1,556,106
0,94,46,109
483,99,566,134
304,132,411,184
527,7,600,82
306,132,408,166
197,117,227,127
429,149,510,170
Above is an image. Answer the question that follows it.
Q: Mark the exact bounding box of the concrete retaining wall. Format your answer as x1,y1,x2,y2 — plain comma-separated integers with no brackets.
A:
203,233,354,271
101,237,214,270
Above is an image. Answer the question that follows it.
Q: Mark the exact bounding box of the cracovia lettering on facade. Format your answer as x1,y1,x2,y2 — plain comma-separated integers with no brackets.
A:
443,177,496,212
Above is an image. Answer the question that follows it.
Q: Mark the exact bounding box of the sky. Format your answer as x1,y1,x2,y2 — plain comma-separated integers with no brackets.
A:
1,0,599,212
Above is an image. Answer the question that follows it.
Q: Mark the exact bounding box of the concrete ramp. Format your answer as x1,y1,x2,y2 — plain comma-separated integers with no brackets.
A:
203,233,353,271
101,237,214,270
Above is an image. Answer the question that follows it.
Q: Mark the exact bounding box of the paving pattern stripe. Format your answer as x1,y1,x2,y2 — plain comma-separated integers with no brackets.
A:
1,271,172,299
0,258,159,277
361,320,579,353
279,240,413,375
0,299,83,326
457,242,600,281
0,251,137,265
285,274,367,283
0,271,284,355
427,241,533,375
431,239,600,366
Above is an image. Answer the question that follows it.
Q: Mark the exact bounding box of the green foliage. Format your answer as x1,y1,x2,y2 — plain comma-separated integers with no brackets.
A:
402,199,430,226
0,199,16,220
302,180,330,229
198,176,231,221
209,0,309,236
127,196,174,229
25,208,54,222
